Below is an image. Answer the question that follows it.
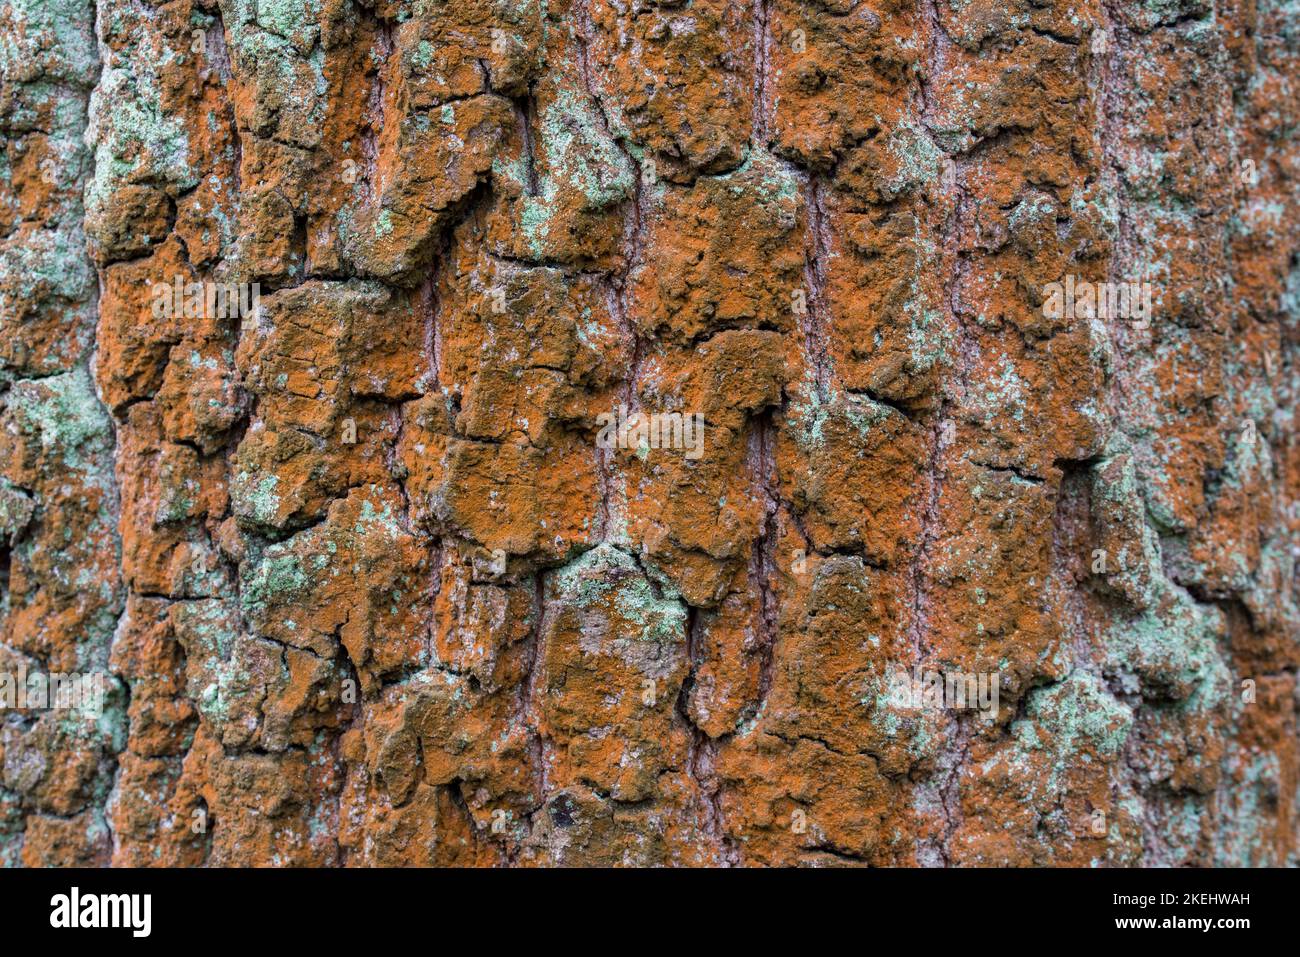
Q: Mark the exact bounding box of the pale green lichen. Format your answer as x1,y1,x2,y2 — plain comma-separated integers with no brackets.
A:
233,472,282,527
502,83,635,259
550,543,687,672
5,367,114,471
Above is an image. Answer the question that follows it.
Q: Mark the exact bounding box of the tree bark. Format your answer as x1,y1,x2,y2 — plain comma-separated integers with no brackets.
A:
1,0,1297,866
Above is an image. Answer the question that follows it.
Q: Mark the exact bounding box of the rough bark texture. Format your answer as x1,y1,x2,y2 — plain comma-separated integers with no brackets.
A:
1,0,1298,867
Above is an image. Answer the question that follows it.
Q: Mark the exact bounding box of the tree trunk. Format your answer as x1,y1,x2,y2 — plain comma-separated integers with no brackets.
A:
1,0,1297,866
